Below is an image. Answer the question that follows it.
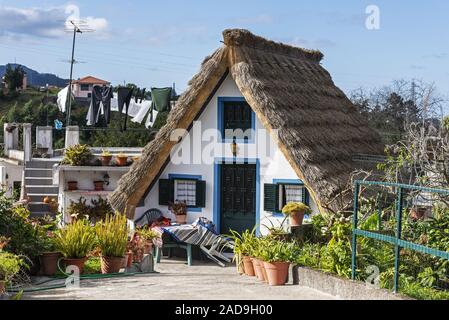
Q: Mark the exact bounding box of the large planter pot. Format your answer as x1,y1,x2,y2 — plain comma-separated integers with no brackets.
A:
290,210,305,227
63,257,88,274
116,156,128,166
93,181,104,191
263,261,290,286
67,181,78,191
175,214,187,225
101,256,124,274
0,280,5,295
99,155,112,166
40,252,62,276
251,258,264,281
242,255,255,277
260,262,268,283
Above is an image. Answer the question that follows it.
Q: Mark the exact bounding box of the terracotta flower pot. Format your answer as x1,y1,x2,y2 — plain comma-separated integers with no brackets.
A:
260,262,268,283
242,255,255,276
116,156,128,166
0,280,5,295
63,257,88,274
251,258,265,281
40,252,62,276
175,214,187,225
93,181,104,191
99,155,112,166
100,256,124,274
290,210,305,227
67,181,78,191
263,261,290,286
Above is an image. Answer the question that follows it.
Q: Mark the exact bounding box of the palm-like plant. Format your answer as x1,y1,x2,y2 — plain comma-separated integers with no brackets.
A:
95,214,129,257
54,219,96,259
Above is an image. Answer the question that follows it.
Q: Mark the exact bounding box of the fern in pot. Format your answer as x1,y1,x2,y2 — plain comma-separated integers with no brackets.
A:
54,219,96,274
95,214,129,274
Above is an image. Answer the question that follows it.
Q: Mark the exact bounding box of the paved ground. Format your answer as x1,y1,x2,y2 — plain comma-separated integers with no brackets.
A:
24,259,336,300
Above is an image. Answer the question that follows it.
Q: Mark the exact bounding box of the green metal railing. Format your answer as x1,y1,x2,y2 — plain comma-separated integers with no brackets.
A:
351,180,449,293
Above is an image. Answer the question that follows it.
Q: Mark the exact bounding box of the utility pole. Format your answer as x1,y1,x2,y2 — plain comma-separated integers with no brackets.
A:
66,21,82,126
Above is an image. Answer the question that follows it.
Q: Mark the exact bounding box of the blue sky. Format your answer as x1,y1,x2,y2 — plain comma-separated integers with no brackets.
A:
0,0,448,99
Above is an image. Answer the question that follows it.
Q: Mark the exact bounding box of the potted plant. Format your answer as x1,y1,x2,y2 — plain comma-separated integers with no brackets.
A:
128,232,145,263
136,227,159,254
93,180,105,191
67,197,91,222
0,252,25,295
99,150,112,166
229,229,256,276
67,181,78,191
282,202,311,227
250,237,267,282
54,219,96,274
39,231,61,276
169,201,188,224
115,153,128,166
61,144,93,166
260,239,296,286
95,214,129,274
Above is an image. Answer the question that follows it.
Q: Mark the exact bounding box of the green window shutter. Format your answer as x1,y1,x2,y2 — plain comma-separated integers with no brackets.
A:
195,180,206,208
303,187,310,206
264,183,278,212
159,179,174,205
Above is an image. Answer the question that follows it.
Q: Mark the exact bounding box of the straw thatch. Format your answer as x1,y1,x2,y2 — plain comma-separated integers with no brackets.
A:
110,29,384,218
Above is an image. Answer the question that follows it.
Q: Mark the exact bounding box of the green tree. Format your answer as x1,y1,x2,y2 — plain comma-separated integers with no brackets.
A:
4,65,24,91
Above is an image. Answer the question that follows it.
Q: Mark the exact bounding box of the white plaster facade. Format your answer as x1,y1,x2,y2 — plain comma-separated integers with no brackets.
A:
137,75,318,234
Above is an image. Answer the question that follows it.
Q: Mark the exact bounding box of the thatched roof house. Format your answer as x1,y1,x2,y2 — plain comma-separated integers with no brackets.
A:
110,29,383,219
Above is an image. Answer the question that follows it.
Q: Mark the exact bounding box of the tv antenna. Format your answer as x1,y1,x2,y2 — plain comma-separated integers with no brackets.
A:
64,20,94,126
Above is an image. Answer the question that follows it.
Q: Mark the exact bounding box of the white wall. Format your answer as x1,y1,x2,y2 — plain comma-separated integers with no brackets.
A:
0,161,24,198
138,75,318,233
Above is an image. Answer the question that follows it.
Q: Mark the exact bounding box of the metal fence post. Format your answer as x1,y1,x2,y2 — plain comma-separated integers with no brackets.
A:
393,187,403,293
351,182,360,280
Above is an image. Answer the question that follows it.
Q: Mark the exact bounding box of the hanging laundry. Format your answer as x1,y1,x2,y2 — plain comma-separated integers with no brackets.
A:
57,85,73,113
117,87,134,131
149,87,172,122
86,85,104,126
86,85,114,126
54,119,63,130
101,85,114,124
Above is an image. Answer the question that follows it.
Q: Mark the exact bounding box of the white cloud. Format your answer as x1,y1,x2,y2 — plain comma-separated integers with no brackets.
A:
0,5,109,39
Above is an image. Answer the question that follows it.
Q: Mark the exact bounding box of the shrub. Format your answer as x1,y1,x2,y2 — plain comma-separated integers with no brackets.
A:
62,144,92,166
0,252,25,283
95,214,129,258
54,219,96,258
282,202,311,216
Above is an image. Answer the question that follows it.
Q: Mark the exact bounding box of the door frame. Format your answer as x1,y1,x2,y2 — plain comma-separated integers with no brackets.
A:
213,158,260,235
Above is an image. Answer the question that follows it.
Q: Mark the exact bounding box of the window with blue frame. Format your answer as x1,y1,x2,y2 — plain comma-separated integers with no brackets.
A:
218,97,255,143
158,174,206,212
264,179,309,215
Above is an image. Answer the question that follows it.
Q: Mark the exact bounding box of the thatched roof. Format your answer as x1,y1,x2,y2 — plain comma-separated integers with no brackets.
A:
109,29,384,218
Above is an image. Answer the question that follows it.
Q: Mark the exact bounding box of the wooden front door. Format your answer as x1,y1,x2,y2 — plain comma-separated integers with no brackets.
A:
220,163,257,234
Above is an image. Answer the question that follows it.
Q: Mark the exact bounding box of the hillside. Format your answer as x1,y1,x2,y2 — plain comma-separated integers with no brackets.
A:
0,64,68,88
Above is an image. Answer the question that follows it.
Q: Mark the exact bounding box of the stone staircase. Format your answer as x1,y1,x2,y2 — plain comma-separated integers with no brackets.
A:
24,159,59,216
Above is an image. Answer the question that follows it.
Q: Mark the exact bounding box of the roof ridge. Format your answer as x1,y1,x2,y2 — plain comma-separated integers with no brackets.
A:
222,29,323,63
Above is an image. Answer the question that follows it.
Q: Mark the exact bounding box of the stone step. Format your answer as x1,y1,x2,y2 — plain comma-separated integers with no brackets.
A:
25,168,53,178
25,177,54,185
27,194,58,203
26,185,59,194
26,161,59,169
28,202,50,213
